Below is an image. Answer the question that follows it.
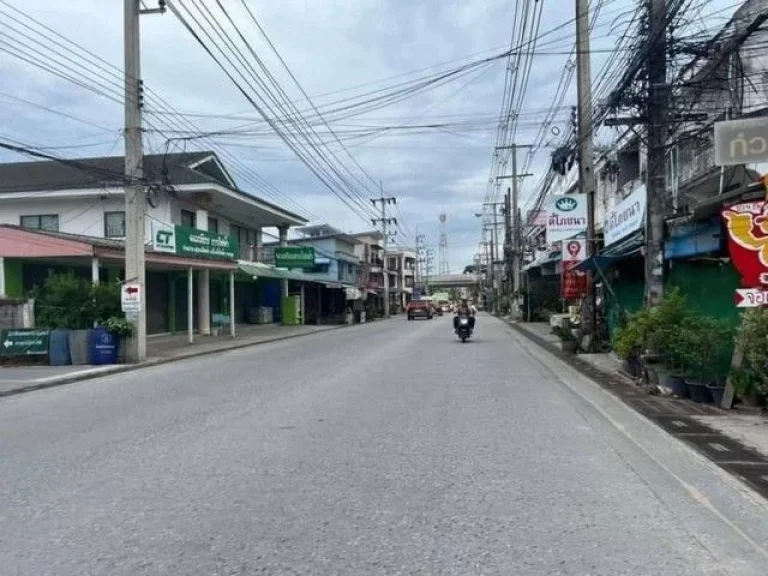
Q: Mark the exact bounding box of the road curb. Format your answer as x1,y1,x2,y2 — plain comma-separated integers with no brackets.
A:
0,324,348,399
504,319,768,500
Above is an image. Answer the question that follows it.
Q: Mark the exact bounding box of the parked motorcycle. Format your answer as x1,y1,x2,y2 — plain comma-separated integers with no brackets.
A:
456,316,472,343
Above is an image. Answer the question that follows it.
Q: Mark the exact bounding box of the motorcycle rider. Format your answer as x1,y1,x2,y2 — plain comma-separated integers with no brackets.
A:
453,298,476,333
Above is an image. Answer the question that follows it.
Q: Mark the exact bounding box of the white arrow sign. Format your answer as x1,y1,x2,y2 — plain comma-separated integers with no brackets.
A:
735,288,768,307
3,339,11,348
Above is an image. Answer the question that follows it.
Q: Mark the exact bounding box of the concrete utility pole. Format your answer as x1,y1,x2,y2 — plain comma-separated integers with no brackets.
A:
372,191,397,318
415,232,426,292
645,0,668,306
574,0,597,339
123,0,165,363
496,145,533,313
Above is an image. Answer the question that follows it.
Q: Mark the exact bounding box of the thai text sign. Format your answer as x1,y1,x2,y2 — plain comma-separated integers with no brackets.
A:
175,226,238,260
714,117,768,166
1,329,49,356
275,246,315,269
546,195,587,244
721,200,768,287
561,261,587,300
604,185,646,247
734,288,768,308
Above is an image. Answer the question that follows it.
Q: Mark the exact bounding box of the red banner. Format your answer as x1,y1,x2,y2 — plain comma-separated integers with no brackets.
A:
722,200,768,287
561,261,587,300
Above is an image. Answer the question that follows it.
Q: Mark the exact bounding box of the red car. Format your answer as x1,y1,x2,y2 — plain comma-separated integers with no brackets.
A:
406,300,433,320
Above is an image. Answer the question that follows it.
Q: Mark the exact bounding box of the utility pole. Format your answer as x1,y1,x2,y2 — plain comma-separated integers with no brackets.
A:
496,145,533,315
124,0,165,363
645,0,668,306
372,191,397,318
425,248,434,296
415,232,426,295
574,0,597,340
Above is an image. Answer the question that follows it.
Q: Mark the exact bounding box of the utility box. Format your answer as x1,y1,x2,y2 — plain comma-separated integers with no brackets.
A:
282,296,301,325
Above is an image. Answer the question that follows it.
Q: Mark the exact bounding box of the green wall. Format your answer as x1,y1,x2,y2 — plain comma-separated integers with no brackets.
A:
666,260,741,327
3,259,23,297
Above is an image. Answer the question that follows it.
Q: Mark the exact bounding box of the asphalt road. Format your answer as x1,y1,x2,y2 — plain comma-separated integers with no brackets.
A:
1,314,767,575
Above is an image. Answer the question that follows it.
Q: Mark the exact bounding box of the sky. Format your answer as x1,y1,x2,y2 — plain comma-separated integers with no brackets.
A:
0,0,745,272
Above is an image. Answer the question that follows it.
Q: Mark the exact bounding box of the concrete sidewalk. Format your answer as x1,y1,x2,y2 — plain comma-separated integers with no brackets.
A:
510,319,768,459
0,322,349,397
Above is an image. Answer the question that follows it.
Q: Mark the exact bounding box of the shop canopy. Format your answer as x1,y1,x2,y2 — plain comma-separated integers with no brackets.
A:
574,231,643,273
237,261,317,283
522,250,561,272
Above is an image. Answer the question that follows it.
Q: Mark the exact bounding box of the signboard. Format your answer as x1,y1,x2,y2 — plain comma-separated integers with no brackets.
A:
1,329,49,356
561,261,587,300
121,282,142,313
546,195,587,244
734,288,768,308
714,117,768,166
721,200,768,287
175,226,238,260
604,185,646,247
152,221,176,254
275,246,315,269
563,239,586,262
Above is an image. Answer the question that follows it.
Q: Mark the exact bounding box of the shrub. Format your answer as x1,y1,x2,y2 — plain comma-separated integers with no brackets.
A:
33,272,124,330
733,308,768,397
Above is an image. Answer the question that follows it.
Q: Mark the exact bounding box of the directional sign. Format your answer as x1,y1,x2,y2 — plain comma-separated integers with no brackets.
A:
121,282,142,313
0,329,49,356
734,288,768,308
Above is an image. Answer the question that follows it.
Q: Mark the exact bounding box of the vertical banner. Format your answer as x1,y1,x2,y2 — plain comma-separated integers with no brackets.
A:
561,261,587,300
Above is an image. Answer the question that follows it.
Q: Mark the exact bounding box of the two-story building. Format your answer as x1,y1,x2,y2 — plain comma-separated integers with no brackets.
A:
0,151,307,336
262,224,363,323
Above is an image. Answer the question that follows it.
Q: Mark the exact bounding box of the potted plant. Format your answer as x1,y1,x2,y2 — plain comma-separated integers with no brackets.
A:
103,316,134,364
553,323,579,354
731,308,768,406
643,290,691,396
613,308,651,378
683,316,731,403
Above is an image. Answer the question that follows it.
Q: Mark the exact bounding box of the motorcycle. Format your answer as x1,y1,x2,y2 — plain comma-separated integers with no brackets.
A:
456,315,472,343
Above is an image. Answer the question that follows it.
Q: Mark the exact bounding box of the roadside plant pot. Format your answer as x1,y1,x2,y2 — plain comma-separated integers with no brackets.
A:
685,378,712,404
621,357,641,378
644,363,660,387
657,368,687,397
707,384,725,407
68,329,92,365
560,340,578,354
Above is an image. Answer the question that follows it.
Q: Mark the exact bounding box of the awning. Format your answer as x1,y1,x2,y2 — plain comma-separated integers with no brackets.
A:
345,287,362,300
574,231,643,272
522,250,561,272
665,217,721,259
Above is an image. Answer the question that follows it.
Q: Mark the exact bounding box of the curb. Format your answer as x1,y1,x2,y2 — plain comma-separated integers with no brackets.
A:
0,324,348,399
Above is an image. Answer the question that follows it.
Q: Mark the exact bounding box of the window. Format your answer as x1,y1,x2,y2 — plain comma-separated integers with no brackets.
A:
337,264,344,282
20,214,59,231
207,217,218,233
180,209,196,228
104,211,126,238
405,276,414,288
347,264,354,276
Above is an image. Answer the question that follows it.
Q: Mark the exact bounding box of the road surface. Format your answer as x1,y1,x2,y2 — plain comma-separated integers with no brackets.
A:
1,314,767,575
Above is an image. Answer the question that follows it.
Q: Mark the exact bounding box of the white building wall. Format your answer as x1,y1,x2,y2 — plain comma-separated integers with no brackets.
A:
0,191,172,242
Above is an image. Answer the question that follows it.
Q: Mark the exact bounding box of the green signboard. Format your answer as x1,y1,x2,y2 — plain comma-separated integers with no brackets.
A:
1,329,49,356
275,246,315,269
162,225,238,260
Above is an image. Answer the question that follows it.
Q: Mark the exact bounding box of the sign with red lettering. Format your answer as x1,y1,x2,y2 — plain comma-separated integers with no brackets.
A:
721,200,768,288
563,239,586,262
561,261,587,300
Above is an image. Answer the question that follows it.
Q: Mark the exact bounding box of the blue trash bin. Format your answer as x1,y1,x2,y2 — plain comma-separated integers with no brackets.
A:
90,327,119,365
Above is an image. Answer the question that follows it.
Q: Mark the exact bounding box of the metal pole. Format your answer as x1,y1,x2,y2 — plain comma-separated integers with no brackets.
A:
124,0,146,362
229,270,236,338
187,267,193,344
511,149,521,300
492,206,499,314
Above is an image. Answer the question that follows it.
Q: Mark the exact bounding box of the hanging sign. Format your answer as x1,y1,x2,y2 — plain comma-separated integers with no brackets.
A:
721,200,768,287
604,185,646,247
546,195,587,243
561,261,587,300
562,239,586,262
275,247,315,269
734,288,768,308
